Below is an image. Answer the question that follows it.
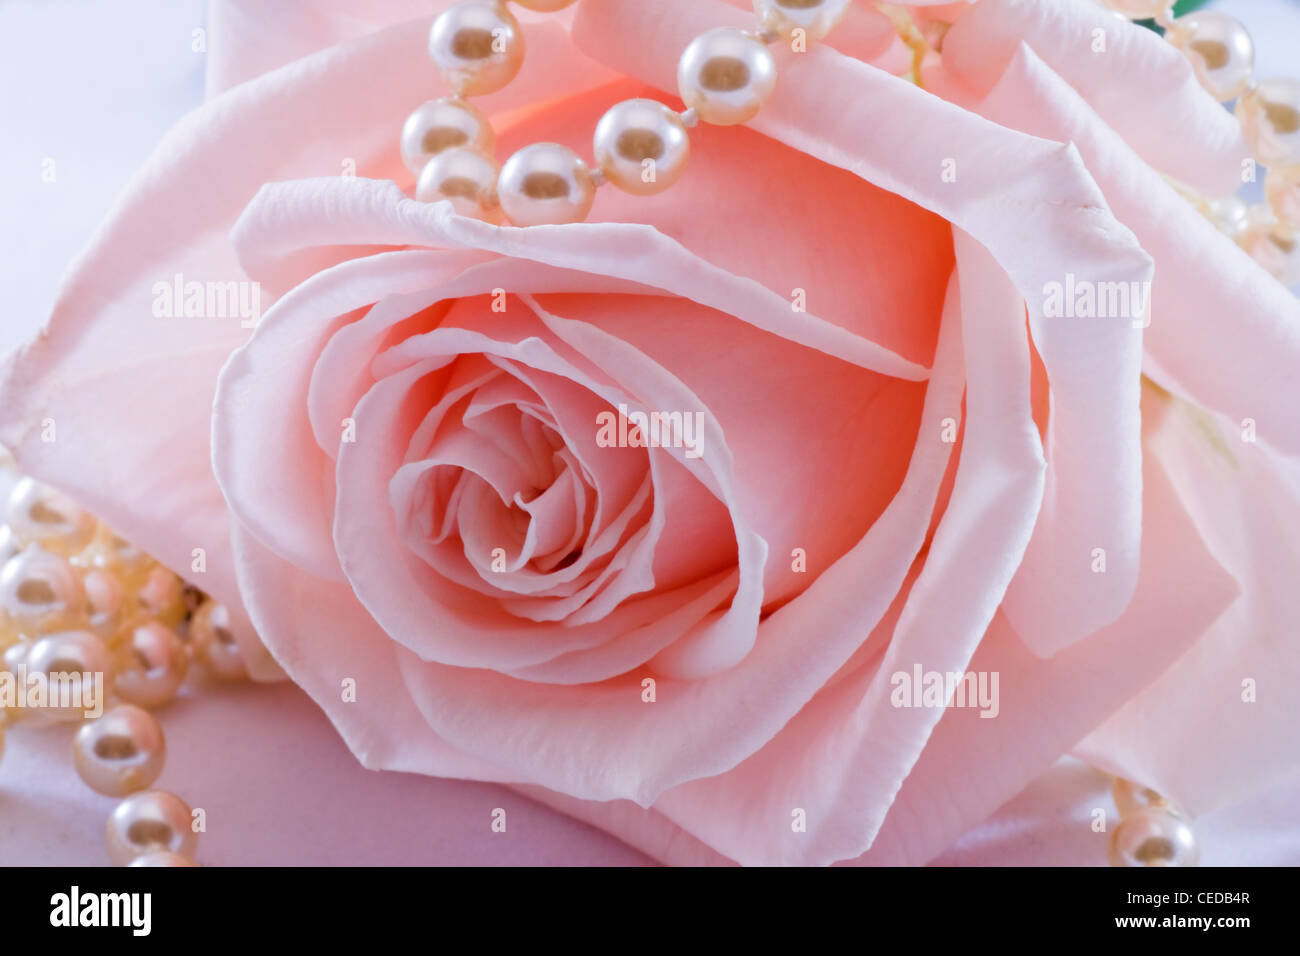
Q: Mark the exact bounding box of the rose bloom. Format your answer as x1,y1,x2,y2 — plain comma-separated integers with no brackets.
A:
2,0,1298,866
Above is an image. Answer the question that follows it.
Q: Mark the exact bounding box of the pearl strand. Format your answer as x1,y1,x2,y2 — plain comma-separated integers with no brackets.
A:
0,461,248,866
403,0,855,226
1102,0,1300,285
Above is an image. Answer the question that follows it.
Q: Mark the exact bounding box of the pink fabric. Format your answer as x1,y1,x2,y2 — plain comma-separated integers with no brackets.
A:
2,0,1297,866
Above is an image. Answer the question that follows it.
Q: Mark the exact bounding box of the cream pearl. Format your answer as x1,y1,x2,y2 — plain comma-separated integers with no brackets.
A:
24,630,114,722
73,704,166,797
1237,77,1300,169
1166,12,1254,102
82,567,126,639
6,478,96,556
114,621,189,709
593,99,690,196
753,0,851,44
1101,0,1172,19
106,790,197,866
1242,219,1300,286
139,565,186,628
1265,166,1300,228
1,546,86,634
416,146,502,220
428,0,525,98
678,28,778,127
498,143,596,226
77,524,153,586
1112,777,1173,817
1108,806,1199,866
509,0,577,10
190,600,248,681
400,97,495,178
128,851,197,867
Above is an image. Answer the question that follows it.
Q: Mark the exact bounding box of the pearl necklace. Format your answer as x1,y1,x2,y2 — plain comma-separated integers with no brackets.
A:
0,451,247,866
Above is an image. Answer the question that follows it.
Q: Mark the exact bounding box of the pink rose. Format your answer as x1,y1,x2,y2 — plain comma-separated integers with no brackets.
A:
3,0,1297,866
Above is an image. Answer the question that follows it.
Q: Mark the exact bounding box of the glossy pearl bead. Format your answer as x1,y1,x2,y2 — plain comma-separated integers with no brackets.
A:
400,98,495,178
78,524,153,586
416,146,502,220
1243,219,1300,285
1166,12,1255,102
1207,194,1250,239
1237,77,1300,170
753,0,851,44
1108,807,1199,866
82,567,126,639
510,0,577,9
1112,777,1174,817
73,704,166,796
593,99,690,196
1,546,86,633
139,565,186,628
24,630,114,722
190,600,248,681
1101,0,1172,19
5,478,96,556
128,851,197,867
498,143,596,226
678,28,777,127
1265,166,1300,228
106,790,197,866
114,621,189,709
0,525,20,567
428,0,525,98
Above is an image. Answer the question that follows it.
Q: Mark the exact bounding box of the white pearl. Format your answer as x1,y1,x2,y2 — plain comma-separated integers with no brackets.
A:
1208,194,1250,239
510,0,577,9
24,630,114,722
106,790,197,866
190,599,248,681
1108,806,1199,866
114,621,189,709
400,97,495,177
753,0,851,44
0,525,20,567
428,0,525,98
128,851,197,867
1237,77,1300,169
1243,218,1300,285
416,146,502,220
678,28,778,127
1265,165,1300,228
593,99,690,196
6,477,96,556
1112,777,1174,817
74,704,166,796
1166,12,1254,102
498,143,596,226
1101,0,1172,19
0,546,86,634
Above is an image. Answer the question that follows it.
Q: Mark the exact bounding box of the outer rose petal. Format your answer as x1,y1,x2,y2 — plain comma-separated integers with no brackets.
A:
939,43,1300,461
942,0,1249,196
1076,387,1300,816
575,0,1149,656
